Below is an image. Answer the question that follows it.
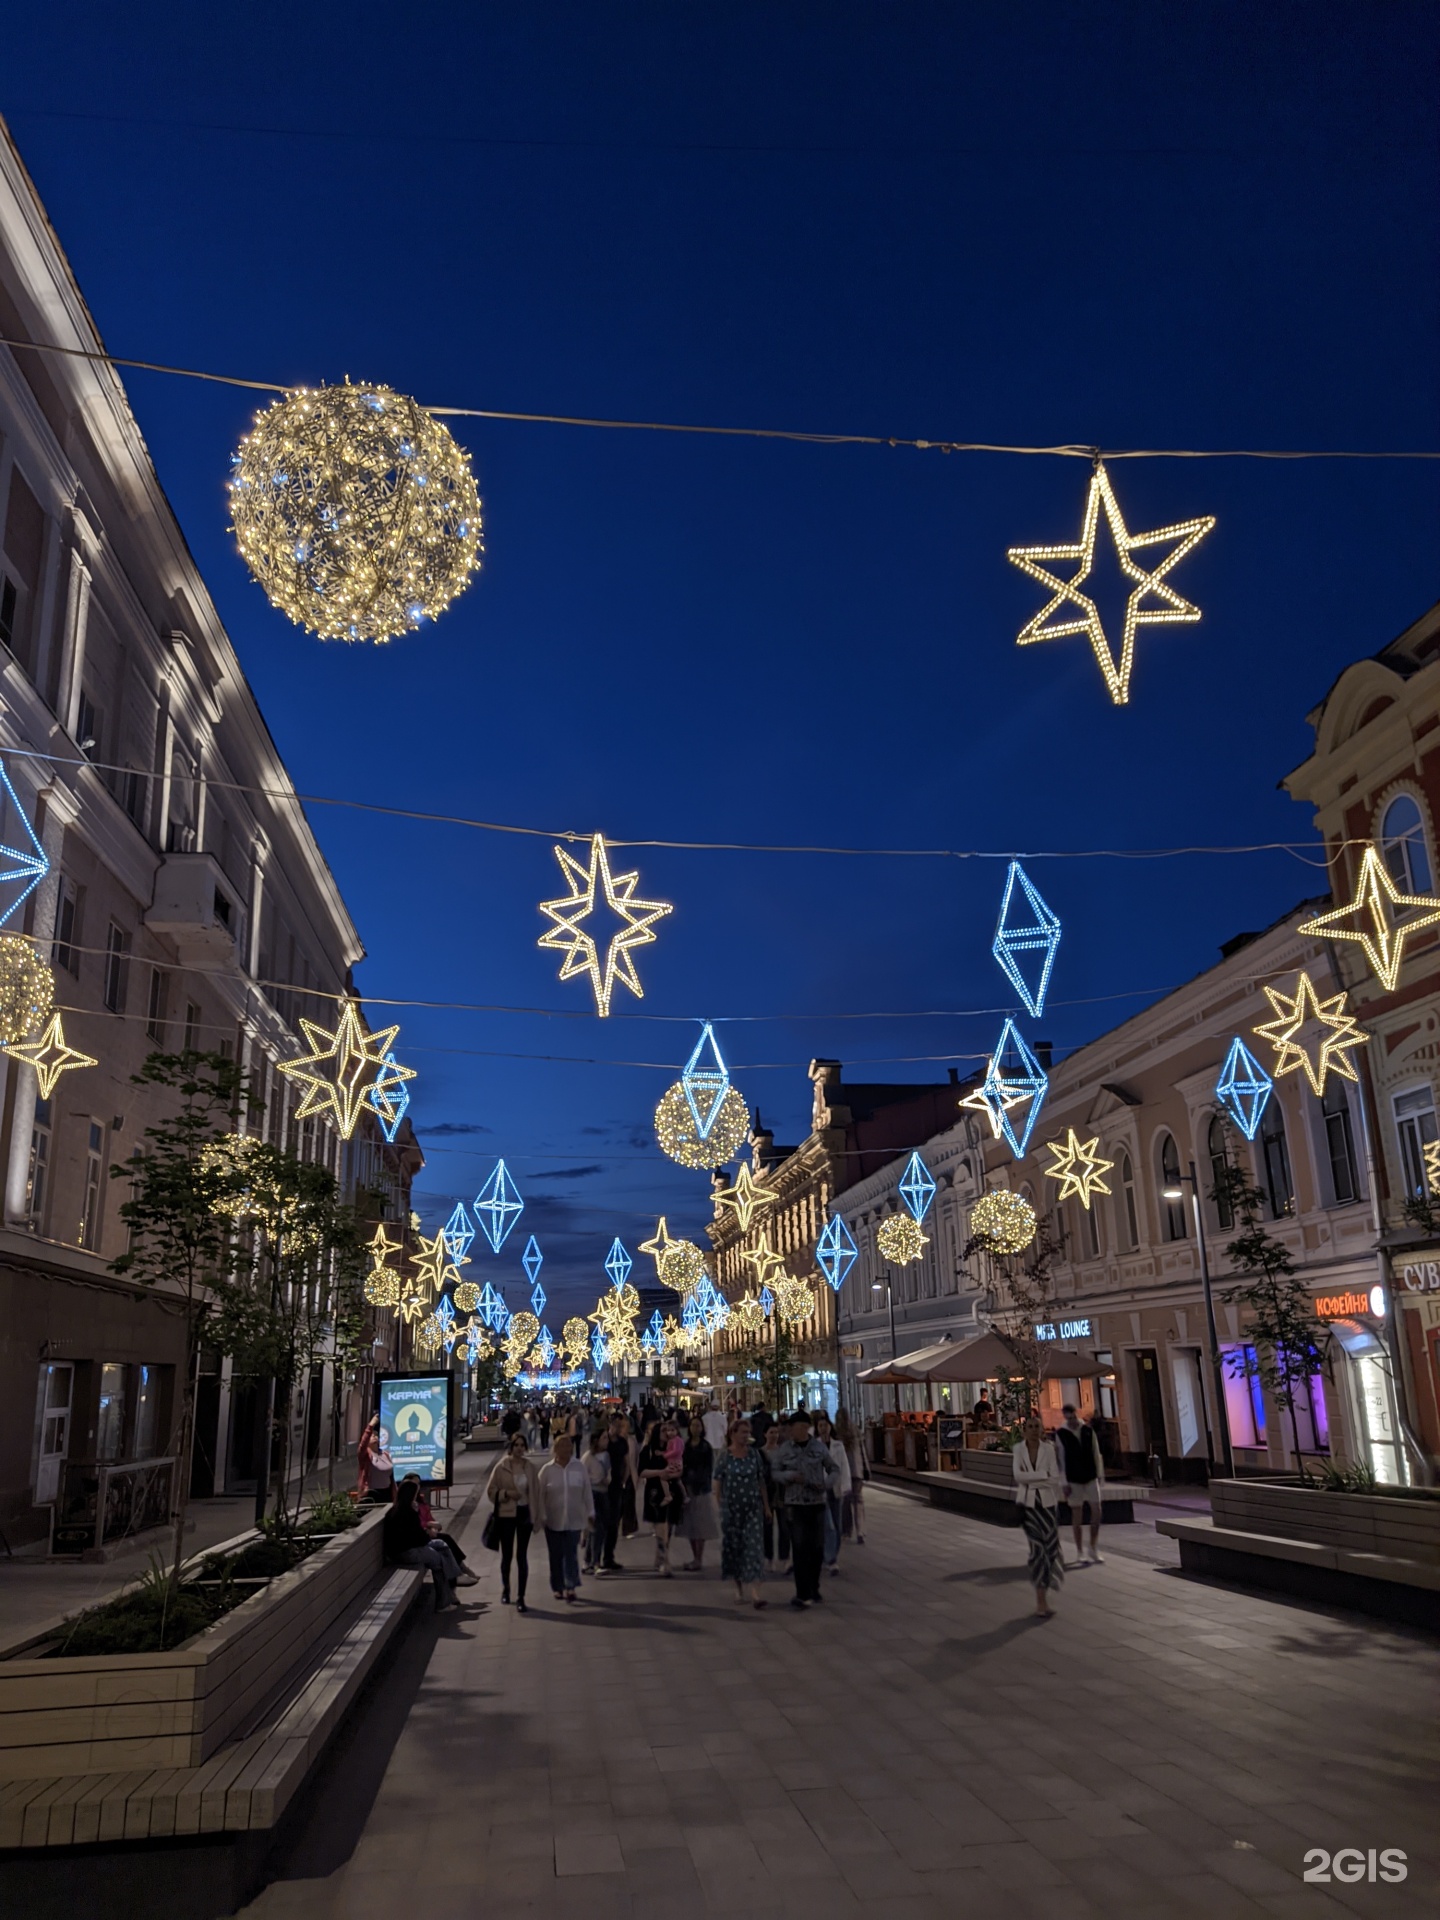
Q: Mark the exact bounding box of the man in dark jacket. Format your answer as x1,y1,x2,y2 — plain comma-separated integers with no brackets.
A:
500,1406,523,1440
769,1411,840,1608
1055,1405,1105,1565
749,1402,773,1446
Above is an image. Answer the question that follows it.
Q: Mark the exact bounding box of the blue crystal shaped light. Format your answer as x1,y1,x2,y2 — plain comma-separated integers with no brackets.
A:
530,1279,547,1317
647,1309,666,1343
435,1295,457,1347
816,1214,859,1291
1216,1037,1273,1141
969,1019,1049,1157
682,1022,731,1139
474,1160,524,1252
534,1325,556,1368
759,1285,775,1318
522,1235,543,1286
605,1237,633,1290
476,1281,509,1331
0,757,49,929
992,861,1062,1018
681,1294,702,1335
368,1053,411,1143
442,1202,475,1261
898,1152,937,1223
591,1324,609,1370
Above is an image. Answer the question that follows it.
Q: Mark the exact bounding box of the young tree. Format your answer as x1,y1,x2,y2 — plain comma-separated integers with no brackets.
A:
966,1212,1064,1422
761,1320,795,1409
110,1050,255,1589
1211,1156,1328,1474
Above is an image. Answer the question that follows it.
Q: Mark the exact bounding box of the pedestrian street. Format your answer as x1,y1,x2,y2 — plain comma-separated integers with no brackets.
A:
242,1459,1440,1920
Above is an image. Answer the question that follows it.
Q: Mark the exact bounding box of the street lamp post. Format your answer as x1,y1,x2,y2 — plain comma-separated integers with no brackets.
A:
872,1278,900,1414
1162,1160,1234,1479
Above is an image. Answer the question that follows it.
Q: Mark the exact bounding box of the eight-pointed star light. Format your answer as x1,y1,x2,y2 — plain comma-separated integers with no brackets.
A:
1042,1128,1116,1210
537,833,673,1018
1252,972,1369,1096
278,1001,414,1139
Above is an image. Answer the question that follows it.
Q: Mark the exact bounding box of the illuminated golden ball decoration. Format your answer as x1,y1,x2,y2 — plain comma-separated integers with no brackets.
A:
364,1265,401,1308
228,382,483,643
415,1317,444,1357
0,936,54,1046
658,1240,706,1293
877,1213,927,1266
453,1281,481,1312
969,1189,1037,1254
774,1277,817,1324
732,1294,767,1335
654,1081,749,1170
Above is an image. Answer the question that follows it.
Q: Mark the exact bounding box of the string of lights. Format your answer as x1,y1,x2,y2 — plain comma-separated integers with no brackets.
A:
1,334,1436,463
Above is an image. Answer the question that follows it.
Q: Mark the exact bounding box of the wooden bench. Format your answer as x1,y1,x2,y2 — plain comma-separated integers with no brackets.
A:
1155,1515,1440,1631
874,1453,1145,1524
0,1567,422,1850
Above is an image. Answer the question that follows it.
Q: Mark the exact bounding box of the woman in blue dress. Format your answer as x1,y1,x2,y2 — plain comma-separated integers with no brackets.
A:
714,1419,770,1609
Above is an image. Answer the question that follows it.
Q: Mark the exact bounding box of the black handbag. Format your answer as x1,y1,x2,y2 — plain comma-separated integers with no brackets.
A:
480,1509,500,1552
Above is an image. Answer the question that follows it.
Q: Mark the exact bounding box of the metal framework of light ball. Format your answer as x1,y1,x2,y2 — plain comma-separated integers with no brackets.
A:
970,1189,1037,1254
654,1080,749,1169
0,936,54,1046
877,1213,927,1266
228,382,483,643
658,1240,706,1293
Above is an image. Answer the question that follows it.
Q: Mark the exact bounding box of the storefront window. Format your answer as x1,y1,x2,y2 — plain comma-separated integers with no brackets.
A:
1393,1085,1437,1200
133,1365,161,1458
1221,1344,1266,1448
96,1362,126,1461
1321,1081,1359,1206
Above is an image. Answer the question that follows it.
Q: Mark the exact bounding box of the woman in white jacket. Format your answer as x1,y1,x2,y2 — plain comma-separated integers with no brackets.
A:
1012,1414,1065,1617
815,1412,852,1576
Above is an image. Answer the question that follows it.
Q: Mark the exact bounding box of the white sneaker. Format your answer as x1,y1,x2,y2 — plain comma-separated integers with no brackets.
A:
1090,1549,1104,1563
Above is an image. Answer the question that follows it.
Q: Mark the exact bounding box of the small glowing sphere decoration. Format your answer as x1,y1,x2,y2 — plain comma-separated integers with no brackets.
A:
877,1213,928,1266
364,1266,401,1307
0,936,54,1045
654,1080,749,1169
415,1316,444,1356
228,382,483,643
732,1295,767,1334
774,1278,817,1324
453,1281,481,1312
970,1189,1037,1254
658,1240,706,1293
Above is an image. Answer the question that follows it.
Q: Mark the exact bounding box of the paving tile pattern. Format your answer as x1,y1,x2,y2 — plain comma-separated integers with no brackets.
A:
243,1466,1440,1920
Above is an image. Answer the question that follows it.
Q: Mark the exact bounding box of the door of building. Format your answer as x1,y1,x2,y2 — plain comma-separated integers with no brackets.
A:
34,1362,73,1505
1133,1349,1170,1467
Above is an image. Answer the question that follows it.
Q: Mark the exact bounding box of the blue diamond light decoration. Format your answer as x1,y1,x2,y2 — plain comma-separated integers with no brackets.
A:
605,1237,633,1290
681,1022,731,1139
0,757,49,929
477,1281,509,1331
963,1019,1049,1158
647,1309,666,1342
758,1285,775,1318
992,861,1062,1019
474,1159,524,1252
435,1295,458,1347
681,1294,703,1335
590,1324,609,1369
898,1152,937,1223
442,1202,475,1261
522,1235,543,1287
530,1279,547,1318
816,1214,858,1291
368,1053,411,1143
534,1325,556,1368
1216,1037,1273,1141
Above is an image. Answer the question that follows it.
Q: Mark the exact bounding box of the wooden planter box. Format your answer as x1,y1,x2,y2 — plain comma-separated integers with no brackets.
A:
0,1508,386,1781
1210,1479,1440,1566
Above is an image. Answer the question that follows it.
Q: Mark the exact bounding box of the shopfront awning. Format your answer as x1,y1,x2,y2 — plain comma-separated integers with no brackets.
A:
853,1341,957,1384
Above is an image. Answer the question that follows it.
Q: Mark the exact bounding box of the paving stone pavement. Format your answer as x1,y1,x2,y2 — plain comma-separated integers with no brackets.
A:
244,1468,1440,1920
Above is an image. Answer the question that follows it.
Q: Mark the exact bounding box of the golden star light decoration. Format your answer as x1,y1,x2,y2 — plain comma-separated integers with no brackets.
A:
1042,1129,1115,1210
1299,845,1440,994
877,1213,928,1266
1253,972,1369,1095
410,1227,468,1300
742,1233,789,1290
368,1223,403,1269
228,382,483,643
712,1162,778,1231
639,1217,680,1273
3,1012,96,1099
560,1317,591,1370
538,833,673,1018
1424,1140,1440,1194
397,1283,429,1326
969,1188,1037,1254
278,1001,415,1140
1007,461,1215,706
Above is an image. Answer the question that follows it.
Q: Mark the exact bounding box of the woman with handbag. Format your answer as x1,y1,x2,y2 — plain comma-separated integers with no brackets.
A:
1012,1414,1065,1618
485,1431,539,1611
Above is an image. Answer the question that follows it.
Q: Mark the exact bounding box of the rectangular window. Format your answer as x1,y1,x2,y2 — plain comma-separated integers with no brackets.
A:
1322,1082,1359,1206
75,691,101,759
95,1362,126,1462
52,877,83,976
79,1121,104,1250
121,767,147,829
1394,1085,1438,1200
132,1365,161,1459
103,922,130,1013
146,966,169,1043
183,1001,201,1053
26,1097,51,1230
0,575,18,652
1222,1344,1267,1447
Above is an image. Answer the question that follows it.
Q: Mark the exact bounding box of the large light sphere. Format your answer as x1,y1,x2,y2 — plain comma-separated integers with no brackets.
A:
364,1266,401,1307
970,1189,1037,1254
733,1295,767,1334
0,936,54,1046
654,1080,750,1169
877,1213,928,1266
775,1277,818,1324
452,1281,480,1312
658,1240,706,1293
414,1317,443,1356
228,382,483,642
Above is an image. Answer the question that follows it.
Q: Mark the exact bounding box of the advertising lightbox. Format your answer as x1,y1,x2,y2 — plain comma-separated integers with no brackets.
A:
376,1372,453,1485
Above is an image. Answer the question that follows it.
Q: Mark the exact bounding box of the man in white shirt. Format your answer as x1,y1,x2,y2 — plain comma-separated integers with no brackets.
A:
702,1401,728,1450
537,1434,595,1602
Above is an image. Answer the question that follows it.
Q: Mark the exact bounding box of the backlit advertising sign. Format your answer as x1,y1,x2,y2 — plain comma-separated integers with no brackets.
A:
376,1372,453,1486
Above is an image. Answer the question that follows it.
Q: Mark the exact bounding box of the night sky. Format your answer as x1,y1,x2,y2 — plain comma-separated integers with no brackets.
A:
4,4,1438,1325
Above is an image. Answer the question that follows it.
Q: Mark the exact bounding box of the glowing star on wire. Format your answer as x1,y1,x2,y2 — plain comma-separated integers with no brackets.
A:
474,1159,524,1252
522,1235,544,1286
1299,844,1440,994
397,1283,429,1326
680,1023,730,1138
962,1019,1049,1156
442,1203,475,1261
412,1228,468,1299
1042,1129,1115,1210
1253,972,1369,1096
639,1217,680,1273
0,758,49,927
742,1234,788,1290
368,1222,402,1270
712,1162,778,1232
367,1052,412,1143
992,861,1062,1017
537,833,673,1018
815,1214,858,1291
279,1001,414,1140
898,1152,937,1222
605,1238,633,1290
1216,1037,1273,1141
1007,461,1216,706
1424,1140,1440,1195
2,1013,96,1099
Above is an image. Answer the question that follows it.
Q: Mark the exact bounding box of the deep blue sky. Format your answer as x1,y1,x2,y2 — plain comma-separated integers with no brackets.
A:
5,3,1438,1325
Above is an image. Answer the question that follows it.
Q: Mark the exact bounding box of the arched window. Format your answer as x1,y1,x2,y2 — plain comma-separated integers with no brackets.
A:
1321,1080,1358,1206
1208,1115,1233,1229
1260,1099,1295,1220
1078,1195,1101,1258
1159,1135,1186,1241
1115,1150,1138,1251
1381,793,1433,893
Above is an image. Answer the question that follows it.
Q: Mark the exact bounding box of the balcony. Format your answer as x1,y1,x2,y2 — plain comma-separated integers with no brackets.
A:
144,853,245,968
